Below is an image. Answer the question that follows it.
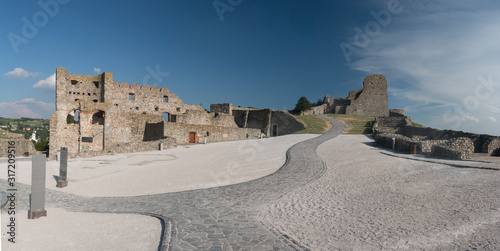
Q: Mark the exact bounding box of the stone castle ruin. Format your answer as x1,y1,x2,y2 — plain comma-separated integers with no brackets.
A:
211,104,306,137
310,74,500,160
320,75,389,117
49,68,304,159
373,109,500,160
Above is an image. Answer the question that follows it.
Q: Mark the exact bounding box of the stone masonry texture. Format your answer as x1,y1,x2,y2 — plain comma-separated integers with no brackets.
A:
321,74,389,117
49,68,260,159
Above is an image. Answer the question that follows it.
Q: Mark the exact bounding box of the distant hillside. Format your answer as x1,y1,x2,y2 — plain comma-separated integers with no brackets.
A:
0,117,50,140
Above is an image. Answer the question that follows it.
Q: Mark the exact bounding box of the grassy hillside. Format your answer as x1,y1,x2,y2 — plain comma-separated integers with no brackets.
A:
326,114,375,134
294,115,331,134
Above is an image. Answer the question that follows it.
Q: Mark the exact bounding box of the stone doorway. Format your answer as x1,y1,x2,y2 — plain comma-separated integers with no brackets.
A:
188,132,197,143
272,125,278,137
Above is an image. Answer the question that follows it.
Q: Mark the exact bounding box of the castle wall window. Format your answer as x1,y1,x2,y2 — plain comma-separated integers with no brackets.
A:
162,112,170,122
129,93,135,100
92,110,105,125
163,96,168,102
66,109,80,124
93,81,99,88
71,80,78,85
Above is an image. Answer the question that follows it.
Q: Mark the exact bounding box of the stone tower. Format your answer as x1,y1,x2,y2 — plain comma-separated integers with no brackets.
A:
345,75,389,117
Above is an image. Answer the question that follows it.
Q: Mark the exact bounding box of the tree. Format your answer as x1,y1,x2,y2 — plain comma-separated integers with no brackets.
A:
34,140,49,151
294,96,312,114
316,98,323,106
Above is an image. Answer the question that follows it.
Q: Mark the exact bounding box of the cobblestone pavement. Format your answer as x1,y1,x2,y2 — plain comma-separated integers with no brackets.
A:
3,116,345,250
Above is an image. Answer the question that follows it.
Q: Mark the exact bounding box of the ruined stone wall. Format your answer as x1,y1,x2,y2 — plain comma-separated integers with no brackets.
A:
245,109,273,136
104,80,203,116
419,140,448,153
373,114,499,158
303,104,327,115
176,110,237,128
164,123,260,144
270,111,306,136
314,104,327,115
424,137,474,160
324,75,389,117
232,110,248,128
69,138,176,158
331,98,349,114
373,116,412,134
210,103,232,115
397,126,498,154
374,133,474,160
0,139,37,157
49,68,251,159
230,108,306,137
482,137,500,156
345,75,389,117
50,112,79,156
389,109,406,117
374,133,416,153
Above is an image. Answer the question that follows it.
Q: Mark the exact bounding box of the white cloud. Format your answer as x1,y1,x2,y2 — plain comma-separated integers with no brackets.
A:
93,67,101,74
17,98,54,111
0,99,54,119
489,116,497,122
349,4,500,135
463,116,479,122
4,67,40,79
33,74,56,89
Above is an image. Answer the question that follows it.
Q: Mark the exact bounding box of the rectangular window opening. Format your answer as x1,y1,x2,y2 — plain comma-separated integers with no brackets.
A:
162,112,170,122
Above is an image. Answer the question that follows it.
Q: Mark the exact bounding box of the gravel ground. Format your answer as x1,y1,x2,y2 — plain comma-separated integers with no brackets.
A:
1,208,160,251
259,135,500,250
1,134,316,197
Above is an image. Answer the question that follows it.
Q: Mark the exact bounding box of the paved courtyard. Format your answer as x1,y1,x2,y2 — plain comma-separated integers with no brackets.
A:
2,116,499,250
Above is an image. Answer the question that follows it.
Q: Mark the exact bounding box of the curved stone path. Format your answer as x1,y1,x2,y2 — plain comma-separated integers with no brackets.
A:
2,116,345,250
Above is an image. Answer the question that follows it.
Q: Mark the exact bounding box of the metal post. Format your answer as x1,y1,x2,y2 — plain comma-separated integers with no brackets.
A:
392,138,396,150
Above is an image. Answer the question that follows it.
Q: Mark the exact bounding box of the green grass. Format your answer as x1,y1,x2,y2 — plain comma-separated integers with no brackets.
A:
294,115,330,134
325,114,375,134
411,121,426,128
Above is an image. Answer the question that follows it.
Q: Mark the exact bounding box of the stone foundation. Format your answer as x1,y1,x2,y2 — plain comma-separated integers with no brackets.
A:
374,133,475,160
28,209,47,219
56,180,68,188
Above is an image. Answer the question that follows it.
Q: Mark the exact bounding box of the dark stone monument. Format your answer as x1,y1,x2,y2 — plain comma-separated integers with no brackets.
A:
57,147,68,188
28,154,47,219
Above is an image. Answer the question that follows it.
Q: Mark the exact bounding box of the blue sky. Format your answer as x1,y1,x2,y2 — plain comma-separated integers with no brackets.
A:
1,0,499,136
